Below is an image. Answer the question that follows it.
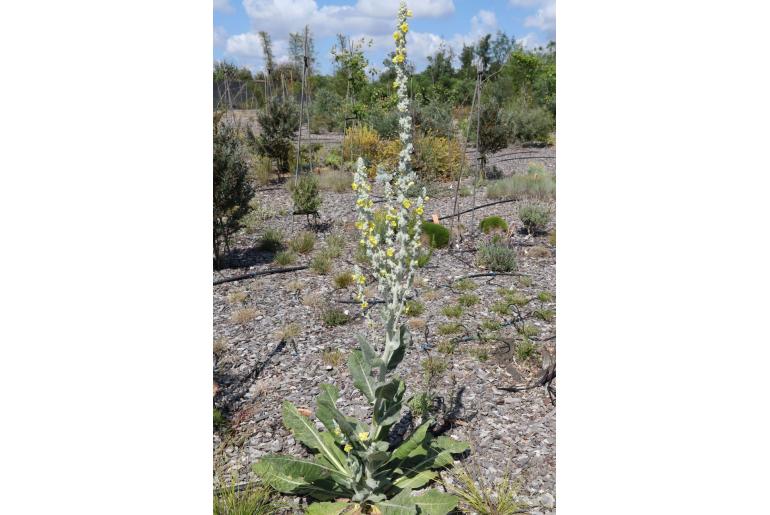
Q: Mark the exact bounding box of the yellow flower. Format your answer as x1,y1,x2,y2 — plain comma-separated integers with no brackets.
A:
400,22,408,33
351,182,358,190
357,431,370,442
357,274,366,284
368,235,377,246
416,206,423,215
394,54,404,63
402,199,411,209
393,31,401,40
361,301,368,309
344,443,353,453
392,55,398,64
406,9,413,17
424,195,430,201
386,247,395,257
334,428,342,437
393,80,399,89
359,239,365,246
356,198,365,207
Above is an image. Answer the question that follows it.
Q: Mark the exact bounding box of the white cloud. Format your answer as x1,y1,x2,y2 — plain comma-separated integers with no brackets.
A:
214,26,228,47
524,0,555,38
225,32,263,57
470,10,498,38
509,0,541,6
213,0,234,14
355,0,454,18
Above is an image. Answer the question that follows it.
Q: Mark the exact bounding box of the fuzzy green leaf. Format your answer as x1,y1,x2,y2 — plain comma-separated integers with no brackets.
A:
316,397,359,444
252,455,327,493
389,420,432,462
414,490,458,515
356,334,381,366
282,401,349,475
306,501,355,515
432,436,469,454
349,350,377,403
386,325,411,371
376,487,417,515
316,383,341,434
392,470,438,490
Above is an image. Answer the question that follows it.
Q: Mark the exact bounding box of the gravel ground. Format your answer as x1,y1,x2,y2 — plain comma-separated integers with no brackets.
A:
213,143,556,513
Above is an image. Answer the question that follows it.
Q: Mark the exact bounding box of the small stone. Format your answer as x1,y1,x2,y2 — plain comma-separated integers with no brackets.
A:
269,440,283,452
540,493,555,509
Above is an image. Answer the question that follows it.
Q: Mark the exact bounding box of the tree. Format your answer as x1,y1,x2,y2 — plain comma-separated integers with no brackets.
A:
491,30,514,67
289,28,316,76
213,116,254,268
475,34,492,73
458,43,474,78
251,97,299,174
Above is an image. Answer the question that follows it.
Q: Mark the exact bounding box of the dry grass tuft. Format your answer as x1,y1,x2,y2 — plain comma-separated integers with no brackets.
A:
213,337,228,355
275,323,300,341
231,307,258,324
528,245,551,258
322,348,344,367
408,318,427,331
227,291,248,305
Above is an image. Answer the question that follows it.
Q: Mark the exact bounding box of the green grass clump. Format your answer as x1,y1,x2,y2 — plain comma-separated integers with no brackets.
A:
516,338,537,361
405,299,425,317
485,171,555,201
477,241,517,272
534,309,555,322
321,307,350,326
213,480,283,515
259,228,283,252
442,304,463,318
273,250,297,266
458,294,479,307
537,291,554,303
470,348,489,362
518,276,533,287
421,222,450,249
454,278,477,291
491,301,511,316
480,319,502,332
518,324,539,338
322,348,344,367
437,340,456,354
502,291,529,307
318,169,351,193
213,408,227,430
333,272,354,289
519,203,551,234
289,231,316,254
324,233,345,258
416,248,432,267
479,215,509,234
421,356,448,380
445,467,522,515
408,392,433,418
437,322,463,335
310,253,332,275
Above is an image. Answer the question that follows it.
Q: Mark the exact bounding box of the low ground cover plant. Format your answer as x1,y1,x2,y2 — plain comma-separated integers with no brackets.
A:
479,215,508,234
477,238,517,272
421,222,450,249
519,203,550,234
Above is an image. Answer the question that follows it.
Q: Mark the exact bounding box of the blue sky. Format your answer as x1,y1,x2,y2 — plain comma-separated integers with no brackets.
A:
213,0,555,75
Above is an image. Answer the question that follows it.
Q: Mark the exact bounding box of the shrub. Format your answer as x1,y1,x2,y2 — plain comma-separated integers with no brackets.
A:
274,250,296,266
477,241,517,272
290,174,322,214
213,121,254,268
310,253,332,275
321,307,350,327
289,231,316,254
342,125,380,163
421,222,450,248
519,203,551,234
414,101,454,138
412,135,463,181
323,147,343,169
469,101,512,166
486,165,504,180
486,172,555,201
369,108,400,139
405,299,424,317
333,272,354,289
508,100,555,143
310,89,344,132
259,228,283,252
252,97,299,174
479,215,509,234
318,169,351,193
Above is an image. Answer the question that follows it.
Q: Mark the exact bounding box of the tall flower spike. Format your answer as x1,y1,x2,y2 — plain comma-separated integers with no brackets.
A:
352,1,426,360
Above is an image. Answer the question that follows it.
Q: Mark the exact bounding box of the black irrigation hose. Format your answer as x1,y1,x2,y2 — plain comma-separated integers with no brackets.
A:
213,266,308,285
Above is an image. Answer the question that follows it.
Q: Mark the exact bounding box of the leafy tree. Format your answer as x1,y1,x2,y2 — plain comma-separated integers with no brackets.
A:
213,117,254,268
491,30,514,67
458,43,475,78
251,98,299,174
289,28,316,75
475,34,492,73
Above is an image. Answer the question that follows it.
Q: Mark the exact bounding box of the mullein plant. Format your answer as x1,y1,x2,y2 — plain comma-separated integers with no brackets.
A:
252,4,468,514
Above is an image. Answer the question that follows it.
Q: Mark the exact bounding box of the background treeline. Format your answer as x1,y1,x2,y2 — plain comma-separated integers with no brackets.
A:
213,30,555,144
